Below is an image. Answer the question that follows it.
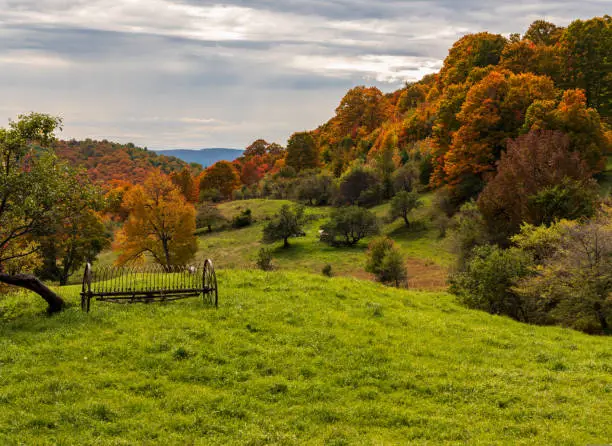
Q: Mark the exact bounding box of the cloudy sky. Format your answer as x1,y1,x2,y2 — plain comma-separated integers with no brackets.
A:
0,1,609,149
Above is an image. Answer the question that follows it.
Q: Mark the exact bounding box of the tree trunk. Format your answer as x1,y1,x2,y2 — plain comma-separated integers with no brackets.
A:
283,237,290,248
403,214,410,227
0,273,65,313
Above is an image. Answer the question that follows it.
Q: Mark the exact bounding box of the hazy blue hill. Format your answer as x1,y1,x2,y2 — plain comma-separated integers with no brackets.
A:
154,148,244,167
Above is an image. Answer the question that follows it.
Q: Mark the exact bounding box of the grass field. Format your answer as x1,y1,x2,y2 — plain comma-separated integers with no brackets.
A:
1,270,611,445
196,198,450,290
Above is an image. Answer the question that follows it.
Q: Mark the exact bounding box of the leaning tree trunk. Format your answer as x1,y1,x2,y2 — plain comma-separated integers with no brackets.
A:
0,273,65,313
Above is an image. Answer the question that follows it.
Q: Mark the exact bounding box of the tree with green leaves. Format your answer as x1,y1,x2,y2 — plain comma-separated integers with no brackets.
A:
196,202,226,232
560,16,612,117
262,205,305,248
365,236,407,287
0,113,90,312
389,191,423,227
320,206,379,246
38,205,110,286
285,132,319,172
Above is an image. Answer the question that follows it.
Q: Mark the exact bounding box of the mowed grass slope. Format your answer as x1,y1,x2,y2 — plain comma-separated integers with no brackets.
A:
1,270,611,445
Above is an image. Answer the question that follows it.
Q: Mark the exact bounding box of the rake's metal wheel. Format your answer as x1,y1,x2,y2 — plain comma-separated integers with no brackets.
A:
203,259,218,307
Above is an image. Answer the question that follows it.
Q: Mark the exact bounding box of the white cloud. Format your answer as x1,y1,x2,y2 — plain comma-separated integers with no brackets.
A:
0,0,609,148
0,50,73,67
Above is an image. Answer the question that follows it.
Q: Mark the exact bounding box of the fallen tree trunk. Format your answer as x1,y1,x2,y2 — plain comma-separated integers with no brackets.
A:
0,273,65,313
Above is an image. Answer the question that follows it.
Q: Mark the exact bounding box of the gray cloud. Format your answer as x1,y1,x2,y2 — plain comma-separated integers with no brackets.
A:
0,0,609,149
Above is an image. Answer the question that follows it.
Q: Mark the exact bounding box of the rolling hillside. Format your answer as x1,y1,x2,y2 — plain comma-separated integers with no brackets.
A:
154,148,244,167
0,271,610,444
53,139,195,185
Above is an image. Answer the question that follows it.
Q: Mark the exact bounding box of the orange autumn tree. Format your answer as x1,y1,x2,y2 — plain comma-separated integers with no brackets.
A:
437,70,557,199
114,171,197,269
170,167,198,202
199,160,240,200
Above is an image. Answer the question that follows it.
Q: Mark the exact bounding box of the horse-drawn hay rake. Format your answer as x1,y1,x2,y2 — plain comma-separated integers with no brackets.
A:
80,259,218,312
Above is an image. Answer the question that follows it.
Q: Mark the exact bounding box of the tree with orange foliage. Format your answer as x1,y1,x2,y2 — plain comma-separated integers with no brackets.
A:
170,167,198,202
114,171,197,269
333,86,389,137
523,89,608,170
439,32,507,86
199,161,240,200
439,70,557,199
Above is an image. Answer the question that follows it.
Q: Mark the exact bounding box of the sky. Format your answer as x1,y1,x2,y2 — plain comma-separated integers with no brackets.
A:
0,1,609,149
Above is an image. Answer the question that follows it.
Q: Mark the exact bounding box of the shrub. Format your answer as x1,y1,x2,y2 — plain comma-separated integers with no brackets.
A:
295,172,335,206
232,189,244,200
449,245,533,321
514,214,612,334
320,206,379,246
392,162,420,193
337,164,382,207
196,202,226,232
365,236,407,287
322,264,333,277
380,249,408,288
446,201,491,271
256,248,274,271
262,205,305,248
232,209,253,228
389,191,423,227
199,188,223,203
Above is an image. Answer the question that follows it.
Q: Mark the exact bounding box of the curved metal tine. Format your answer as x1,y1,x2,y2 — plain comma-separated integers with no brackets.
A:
130,265,137,291
124,266,129,292
140,264,146,292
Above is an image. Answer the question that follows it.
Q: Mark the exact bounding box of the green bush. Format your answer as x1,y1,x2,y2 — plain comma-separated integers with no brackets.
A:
320,206,379,247
322,264,333,277
232,209,253,228
449,245,533,321
256,248,274,271
199,188,223,203
262,205,305,248
389,191,423,227
365,236,407,287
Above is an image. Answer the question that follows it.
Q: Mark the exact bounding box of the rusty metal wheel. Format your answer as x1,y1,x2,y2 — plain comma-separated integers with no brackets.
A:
203,259,218,307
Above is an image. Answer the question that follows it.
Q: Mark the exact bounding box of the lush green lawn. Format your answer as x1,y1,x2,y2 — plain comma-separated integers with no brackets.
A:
1,270,610,444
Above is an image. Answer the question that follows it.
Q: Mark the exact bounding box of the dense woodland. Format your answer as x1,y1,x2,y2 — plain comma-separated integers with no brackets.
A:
53,139,200,184
1,16,611,333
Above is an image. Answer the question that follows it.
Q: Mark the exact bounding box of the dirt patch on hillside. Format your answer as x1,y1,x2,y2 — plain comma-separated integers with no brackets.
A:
342,257,448,291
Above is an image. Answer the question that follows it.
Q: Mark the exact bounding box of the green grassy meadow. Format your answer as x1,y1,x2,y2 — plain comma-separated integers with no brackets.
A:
197,198,450,289
1,270,611,445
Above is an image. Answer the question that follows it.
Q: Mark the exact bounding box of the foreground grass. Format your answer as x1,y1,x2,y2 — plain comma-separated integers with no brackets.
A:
1,270,611,444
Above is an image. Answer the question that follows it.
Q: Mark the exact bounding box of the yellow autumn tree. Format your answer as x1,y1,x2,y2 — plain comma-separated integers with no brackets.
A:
114,170,197,269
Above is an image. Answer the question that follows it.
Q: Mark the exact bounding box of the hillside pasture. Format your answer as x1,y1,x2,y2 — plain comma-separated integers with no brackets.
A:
1,271,610,444
197,198,450,290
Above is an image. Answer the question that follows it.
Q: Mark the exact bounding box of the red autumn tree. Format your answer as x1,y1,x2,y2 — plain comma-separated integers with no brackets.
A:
477,130,597,241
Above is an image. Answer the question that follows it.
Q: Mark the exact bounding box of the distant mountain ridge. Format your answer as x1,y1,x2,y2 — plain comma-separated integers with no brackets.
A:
154,148,244,167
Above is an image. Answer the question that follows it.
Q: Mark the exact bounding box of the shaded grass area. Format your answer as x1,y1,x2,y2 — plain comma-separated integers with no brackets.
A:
1,270,610,444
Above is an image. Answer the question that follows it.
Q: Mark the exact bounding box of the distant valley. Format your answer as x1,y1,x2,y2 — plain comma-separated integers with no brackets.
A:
154,148,244,167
